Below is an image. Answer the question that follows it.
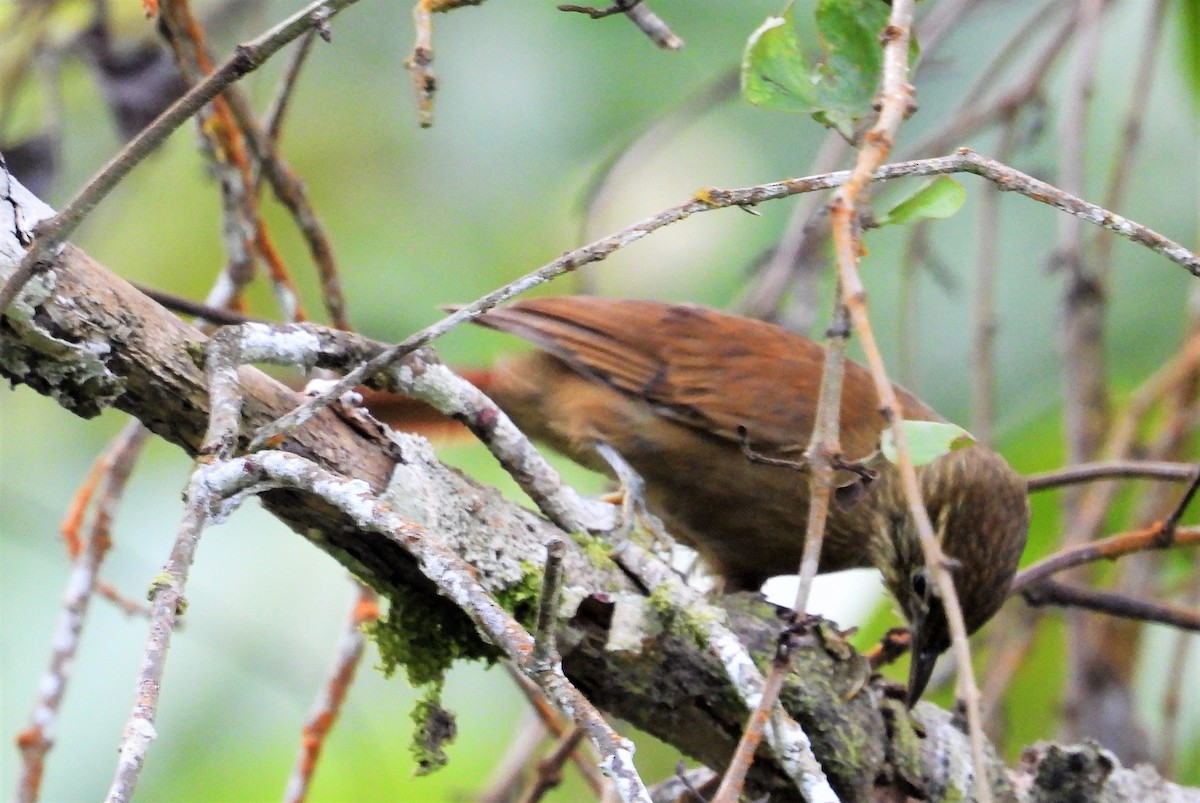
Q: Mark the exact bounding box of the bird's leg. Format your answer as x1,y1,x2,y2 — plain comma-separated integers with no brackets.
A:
592,442,671,546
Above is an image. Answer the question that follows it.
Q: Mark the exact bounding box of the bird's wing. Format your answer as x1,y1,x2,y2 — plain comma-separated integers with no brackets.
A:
472,296,940,456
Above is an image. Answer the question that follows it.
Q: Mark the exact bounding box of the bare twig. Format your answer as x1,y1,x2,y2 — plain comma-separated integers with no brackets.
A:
825,3,990,797
104,465,214,803
503,667,606,795
1021,579,1200,632
248,149,1200,458
1011,523,1200,592
283,583,378,803
517,727,588,803
16,422,147,803
557,1,682,50
405,0,491,127
1026,461,1200,491
0,0,362,314
532,539,567,671
262,29,320,147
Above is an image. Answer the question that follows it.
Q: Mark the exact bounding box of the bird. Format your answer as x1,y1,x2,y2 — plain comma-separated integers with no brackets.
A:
459,295,1030,703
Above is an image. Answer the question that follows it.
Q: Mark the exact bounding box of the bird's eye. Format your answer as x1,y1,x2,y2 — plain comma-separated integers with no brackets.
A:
910,569,928,599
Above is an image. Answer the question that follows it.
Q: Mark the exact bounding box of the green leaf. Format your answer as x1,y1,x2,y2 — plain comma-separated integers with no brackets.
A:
741,0,918,139
742,4,818,113
811,0,890,138
881,420,976,467
876,177,967,227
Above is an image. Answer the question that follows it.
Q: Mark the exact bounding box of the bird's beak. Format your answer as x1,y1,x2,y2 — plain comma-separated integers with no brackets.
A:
906,643,939,706
906,596,947,705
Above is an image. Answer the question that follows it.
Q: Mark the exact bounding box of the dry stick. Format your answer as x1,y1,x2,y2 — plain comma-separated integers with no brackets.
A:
104,298,274,803
559,0,682,50
1155,322,1200,773
1091,0,1169,275
479,712,551,803
1058,0,1107,538
1071,330,1200,532
0,0,361,314
160,0,309,324
1021,580,1200,632
531,539,567,671
249,149,1200,456
221,72,349,329
503,666,607,795
262,29,320,147
710,309,848,803
1057,0,1138,748
618,2,683,50
1026,460,1200,491
406,0,439,128
1161,551,1200,772
104,468,213,803
15,422,147,803
282,584,378,803
830,3,989,800
518,727,589,803
1011,523,1200,592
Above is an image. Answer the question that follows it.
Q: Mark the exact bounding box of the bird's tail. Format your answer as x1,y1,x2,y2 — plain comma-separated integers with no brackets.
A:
358,368,496,442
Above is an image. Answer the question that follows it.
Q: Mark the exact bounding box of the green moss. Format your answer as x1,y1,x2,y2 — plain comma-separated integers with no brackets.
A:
366,585,500,688
570,532,617,569
644,583,728,652
366,586,504,775
881,697,925,790
494,561,543,628
409,684,457,776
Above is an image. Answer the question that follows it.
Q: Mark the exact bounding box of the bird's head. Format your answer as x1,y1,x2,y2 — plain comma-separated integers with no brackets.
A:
878,444,1030,704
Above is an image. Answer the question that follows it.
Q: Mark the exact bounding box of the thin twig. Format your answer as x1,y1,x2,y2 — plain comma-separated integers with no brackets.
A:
970,120,1019,448
0,0,362,314
283,583,378,803
16,422,147,803
104,466,214,803
1026,460,1200,491
716,75,889,803
517,727,588,803
1091,0,1169,274
557,1,681,49
1011,523,1200,592
532,539,566,671
247,149,1200,455
826,3,990,798
1020,579,1200,632
503,667,606,795
263,29,319,147
1054,0,1110,746
159,0,309,325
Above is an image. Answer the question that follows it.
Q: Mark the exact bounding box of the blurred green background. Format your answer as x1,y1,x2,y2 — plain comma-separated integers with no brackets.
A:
2,0,1198,799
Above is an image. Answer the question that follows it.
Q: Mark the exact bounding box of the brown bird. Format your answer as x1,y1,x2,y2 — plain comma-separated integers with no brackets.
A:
464,296,1030,703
